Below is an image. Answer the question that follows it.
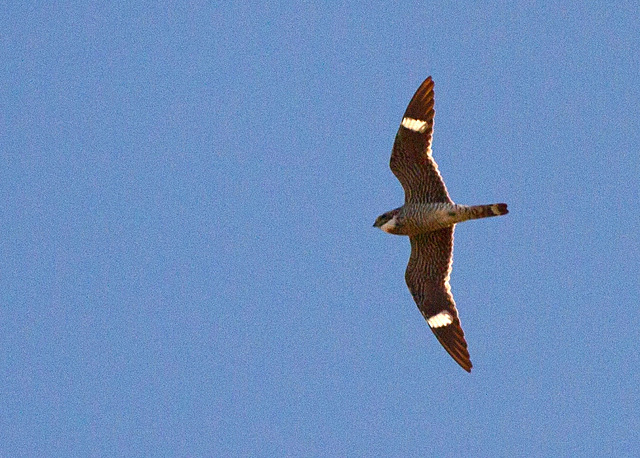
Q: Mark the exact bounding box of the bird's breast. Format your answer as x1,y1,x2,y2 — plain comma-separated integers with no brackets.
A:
398,203,463,235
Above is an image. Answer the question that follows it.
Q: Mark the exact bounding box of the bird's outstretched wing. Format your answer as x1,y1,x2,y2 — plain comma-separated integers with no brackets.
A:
405,227,472,372
390,77,452,204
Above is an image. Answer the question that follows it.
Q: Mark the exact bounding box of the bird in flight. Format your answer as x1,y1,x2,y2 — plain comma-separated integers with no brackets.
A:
373,76,508,372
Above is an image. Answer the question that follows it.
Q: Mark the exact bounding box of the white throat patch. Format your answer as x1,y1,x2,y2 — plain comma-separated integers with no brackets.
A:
427,311,453,328
380,216,397,233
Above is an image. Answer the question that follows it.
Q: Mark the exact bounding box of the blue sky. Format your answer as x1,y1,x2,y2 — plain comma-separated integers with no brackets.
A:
2,1,639,456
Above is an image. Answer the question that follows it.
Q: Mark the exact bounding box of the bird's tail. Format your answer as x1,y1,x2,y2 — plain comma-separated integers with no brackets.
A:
466,203,509,220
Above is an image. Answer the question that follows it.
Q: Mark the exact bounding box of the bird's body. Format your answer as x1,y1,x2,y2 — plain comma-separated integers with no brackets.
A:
377,202,508,236
373,76,508,372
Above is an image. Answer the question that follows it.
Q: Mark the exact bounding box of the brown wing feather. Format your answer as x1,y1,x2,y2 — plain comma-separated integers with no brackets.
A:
390,77,452,204
405,228,472,372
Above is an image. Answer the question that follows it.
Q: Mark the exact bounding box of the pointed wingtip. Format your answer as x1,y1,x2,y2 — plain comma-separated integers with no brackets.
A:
453,350,473,373
429,318,473,373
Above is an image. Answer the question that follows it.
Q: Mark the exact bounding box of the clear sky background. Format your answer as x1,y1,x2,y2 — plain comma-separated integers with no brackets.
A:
2,2,639,456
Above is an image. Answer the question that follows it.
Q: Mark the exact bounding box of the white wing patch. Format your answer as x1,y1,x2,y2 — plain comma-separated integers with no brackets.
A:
427,311,453,328
401,117,428,133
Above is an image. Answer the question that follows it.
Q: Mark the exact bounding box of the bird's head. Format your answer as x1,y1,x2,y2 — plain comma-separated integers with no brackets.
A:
373,209,401,233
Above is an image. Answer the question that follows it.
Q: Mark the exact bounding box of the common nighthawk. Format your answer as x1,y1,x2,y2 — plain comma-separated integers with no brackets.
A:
373,76,508,372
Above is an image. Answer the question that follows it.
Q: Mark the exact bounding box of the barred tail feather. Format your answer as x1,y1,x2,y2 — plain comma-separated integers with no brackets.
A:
470,203,508,219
